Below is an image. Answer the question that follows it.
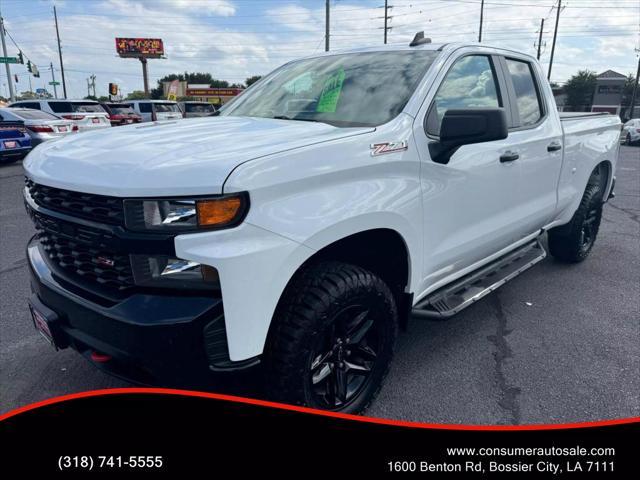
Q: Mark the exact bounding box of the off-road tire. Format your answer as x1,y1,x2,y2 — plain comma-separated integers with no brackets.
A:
264,261,398,414
548,183,603,263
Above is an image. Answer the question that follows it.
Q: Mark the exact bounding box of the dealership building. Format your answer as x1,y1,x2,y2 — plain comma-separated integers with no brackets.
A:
162,82,242,106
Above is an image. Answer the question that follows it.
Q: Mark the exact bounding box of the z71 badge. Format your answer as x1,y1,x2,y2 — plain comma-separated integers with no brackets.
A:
370,141,408,156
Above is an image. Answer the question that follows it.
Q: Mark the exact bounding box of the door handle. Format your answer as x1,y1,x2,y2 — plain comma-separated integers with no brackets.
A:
547,141,562,152
500,151,519,163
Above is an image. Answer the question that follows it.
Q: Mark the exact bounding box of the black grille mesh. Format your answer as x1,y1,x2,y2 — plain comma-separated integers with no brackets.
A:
32,212,135,291
25,179,124,225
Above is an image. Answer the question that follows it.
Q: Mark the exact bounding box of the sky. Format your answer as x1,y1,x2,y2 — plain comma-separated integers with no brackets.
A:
0,0,638,99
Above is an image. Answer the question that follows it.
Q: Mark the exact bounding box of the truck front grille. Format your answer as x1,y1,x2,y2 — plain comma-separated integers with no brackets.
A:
32,211,135,291
25,179,124,226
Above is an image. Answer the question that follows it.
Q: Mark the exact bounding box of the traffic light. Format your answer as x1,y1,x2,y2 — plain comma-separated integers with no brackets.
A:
17,51,24,64
32,64,40,78
26,60,32,73
109,83,118,96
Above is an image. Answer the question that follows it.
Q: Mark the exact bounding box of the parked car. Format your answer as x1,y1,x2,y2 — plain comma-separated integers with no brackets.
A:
621,118,640,145
178,101,217,118
9,99,110,132
100,102,142,126
23,38,620,413
127,100,183,122
0,120,31,164
0,107,77,145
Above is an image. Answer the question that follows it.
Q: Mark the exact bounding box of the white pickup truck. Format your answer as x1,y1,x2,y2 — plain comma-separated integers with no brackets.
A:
23,36,620,413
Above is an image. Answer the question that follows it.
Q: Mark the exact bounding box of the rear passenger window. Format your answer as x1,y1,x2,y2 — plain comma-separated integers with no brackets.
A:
139,103,152,113
505,59,542,127
427,55,501,136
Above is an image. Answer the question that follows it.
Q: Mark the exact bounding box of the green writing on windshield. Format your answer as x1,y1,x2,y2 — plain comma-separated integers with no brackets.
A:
316,67,346,113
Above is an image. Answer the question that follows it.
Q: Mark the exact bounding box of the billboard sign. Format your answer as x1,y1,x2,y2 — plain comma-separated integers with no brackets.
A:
116,38,164,58
186,87,243,97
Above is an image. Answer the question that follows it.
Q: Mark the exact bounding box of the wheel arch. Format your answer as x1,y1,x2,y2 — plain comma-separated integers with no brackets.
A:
271,228,414,336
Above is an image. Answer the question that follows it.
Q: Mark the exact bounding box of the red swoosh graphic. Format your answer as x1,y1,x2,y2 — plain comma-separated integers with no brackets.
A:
1,387,638,431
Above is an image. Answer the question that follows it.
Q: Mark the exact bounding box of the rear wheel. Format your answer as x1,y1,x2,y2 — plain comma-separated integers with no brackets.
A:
265,261,398,413
548,183,603,263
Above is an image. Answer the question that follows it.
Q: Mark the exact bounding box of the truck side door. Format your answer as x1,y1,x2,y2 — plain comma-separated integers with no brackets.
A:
412,53,524,294
497,55,563,234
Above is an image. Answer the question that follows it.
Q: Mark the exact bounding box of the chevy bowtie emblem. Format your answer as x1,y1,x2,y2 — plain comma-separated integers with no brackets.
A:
370,140,408,156
96,256,115,267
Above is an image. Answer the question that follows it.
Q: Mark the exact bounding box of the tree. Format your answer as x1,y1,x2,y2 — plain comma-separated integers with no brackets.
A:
84,95,98,101
126,90,148,100
564,70,597,112
245,75,262,87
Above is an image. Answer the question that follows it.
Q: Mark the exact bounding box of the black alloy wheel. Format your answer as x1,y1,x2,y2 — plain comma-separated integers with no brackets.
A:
309,305,381,410
265,261,398,414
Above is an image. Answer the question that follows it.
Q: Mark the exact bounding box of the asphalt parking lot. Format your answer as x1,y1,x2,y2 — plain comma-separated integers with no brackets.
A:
1,147,638,424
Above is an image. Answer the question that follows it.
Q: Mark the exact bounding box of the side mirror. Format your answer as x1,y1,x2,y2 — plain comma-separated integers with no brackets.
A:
428,108,508,164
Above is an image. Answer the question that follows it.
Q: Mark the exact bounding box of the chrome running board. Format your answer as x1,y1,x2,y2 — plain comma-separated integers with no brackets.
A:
412,239,547,319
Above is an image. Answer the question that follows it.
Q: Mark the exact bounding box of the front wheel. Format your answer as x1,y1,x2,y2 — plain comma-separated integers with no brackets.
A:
265,261,398,413
548,183,603,263
625,133,632,145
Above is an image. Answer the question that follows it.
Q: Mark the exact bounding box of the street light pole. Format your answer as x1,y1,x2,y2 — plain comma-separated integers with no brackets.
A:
0,15,16,102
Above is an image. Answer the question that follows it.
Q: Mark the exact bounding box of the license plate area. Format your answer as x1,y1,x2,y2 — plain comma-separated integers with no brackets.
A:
92,118,100,124
28,296,67,349
3,140,17,148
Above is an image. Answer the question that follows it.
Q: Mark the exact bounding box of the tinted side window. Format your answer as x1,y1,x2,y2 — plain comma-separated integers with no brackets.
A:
505,58,542,127
427,55,500,136
138,103,152,113
16,102,40,110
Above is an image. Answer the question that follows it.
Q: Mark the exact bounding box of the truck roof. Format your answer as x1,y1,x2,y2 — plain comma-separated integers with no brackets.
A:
301,41,538,62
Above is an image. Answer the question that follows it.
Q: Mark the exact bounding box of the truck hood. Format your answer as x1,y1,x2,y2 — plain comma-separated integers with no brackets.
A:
24,116,374,197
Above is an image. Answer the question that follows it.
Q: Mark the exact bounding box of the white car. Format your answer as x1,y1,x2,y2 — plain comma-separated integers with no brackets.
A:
9,99,110,132
0,107,77,145
621,118,640,145
127,100,183,122
23,38,620,413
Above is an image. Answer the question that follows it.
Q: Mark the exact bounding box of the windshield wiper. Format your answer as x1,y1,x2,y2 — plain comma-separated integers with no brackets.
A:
272,115,322,123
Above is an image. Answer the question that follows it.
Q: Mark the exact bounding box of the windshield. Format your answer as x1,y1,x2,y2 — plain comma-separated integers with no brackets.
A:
11,109,59,120
49,102,106,113
107,104,136,115
154,103,180,113
222,51,438,127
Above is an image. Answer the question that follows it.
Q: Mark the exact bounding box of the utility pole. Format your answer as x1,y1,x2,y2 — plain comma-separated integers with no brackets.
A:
325,0,330,52
629,54,640,120
478,0,484,43
548,0,561,80
0,15,15,102
53,5,67,98
536,18,545,60
50,62,57,98
384,0,388,44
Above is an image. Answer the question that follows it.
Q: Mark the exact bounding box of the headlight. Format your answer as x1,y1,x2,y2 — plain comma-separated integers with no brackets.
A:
131,255,220,290
123,193,249,232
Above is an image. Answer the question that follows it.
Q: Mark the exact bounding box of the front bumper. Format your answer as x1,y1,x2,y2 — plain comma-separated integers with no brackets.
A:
27,238,255,387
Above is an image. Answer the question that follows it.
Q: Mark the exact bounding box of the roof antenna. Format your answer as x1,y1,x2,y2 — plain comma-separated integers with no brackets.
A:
409,31,432,47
